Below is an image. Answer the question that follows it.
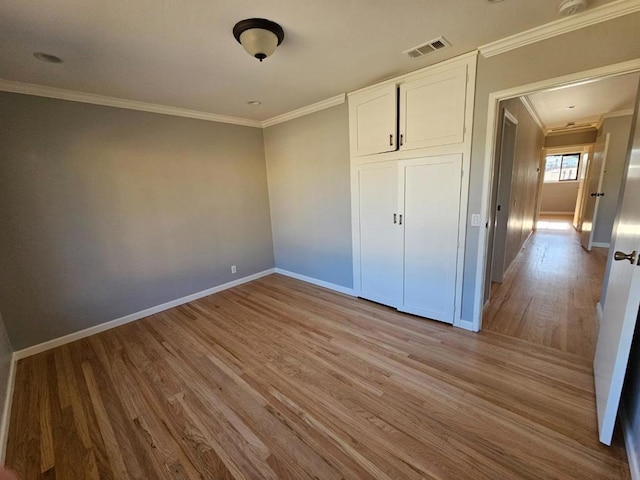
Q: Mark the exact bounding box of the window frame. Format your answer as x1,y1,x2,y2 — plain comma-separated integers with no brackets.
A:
543,153,581,183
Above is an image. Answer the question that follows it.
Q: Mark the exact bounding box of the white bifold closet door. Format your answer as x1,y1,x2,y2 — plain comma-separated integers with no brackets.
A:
356,164,403,307
399,155,462,324
355,154,462,324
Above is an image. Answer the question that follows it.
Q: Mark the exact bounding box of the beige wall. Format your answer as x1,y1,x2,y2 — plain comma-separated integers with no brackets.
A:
593,114,634,244
0,92,274,349
264,104,352,287
540,181,580,213
463,11,640,322
499,97,544,273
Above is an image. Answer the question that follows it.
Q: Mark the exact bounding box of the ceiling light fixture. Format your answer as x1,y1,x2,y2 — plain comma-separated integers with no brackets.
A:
247,100,262,106
233,18,284,62
566,105,577,109
33,52,63,64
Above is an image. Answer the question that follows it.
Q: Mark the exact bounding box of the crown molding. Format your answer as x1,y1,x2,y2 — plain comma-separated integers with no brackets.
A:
519,96,546,132
0,78,348,129
261,94,346,128
479,0,640,58
348,50,478,98
0,79,263,128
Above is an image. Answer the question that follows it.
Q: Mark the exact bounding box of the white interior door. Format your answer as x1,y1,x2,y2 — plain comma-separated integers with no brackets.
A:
356,163,403,306
399,154,462,323
491,112,518,283
581,134,610,250
594,89,640,446
573,149,591,230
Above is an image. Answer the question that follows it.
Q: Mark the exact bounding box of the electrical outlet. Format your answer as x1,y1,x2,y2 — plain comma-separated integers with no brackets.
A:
231,265,237,274
471,214,481,227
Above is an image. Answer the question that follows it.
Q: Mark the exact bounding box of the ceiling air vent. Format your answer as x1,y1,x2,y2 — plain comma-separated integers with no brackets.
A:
549,122,595,132
404,37,451,59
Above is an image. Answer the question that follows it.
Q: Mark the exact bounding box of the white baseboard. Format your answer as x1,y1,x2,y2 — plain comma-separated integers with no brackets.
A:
274,268,355,296
621,405,640,480
540,211,574,215
14,268,275,360
0,353,17,463
592,242,611,248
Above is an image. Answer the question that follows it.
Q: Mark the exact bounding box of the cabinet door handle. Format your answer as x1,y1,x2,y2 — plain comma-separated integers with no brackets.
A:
389,134,393,146
400,134,404,146
393,213,397,224
399,214,403,225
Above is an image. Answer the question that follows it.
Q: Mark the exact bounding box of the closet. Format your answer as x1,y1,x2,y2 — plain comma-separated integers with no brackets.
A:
349,53,476,326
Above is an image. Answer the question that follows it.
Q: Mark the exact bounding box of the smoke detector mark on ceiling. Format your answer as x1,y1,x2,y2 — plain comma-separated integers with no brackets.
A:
559,0,588,16
404,37,451,59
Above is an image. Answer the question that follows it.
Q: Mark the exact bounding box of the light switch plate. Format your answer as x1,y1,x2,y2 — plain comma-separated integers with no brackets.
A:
471,214,481,227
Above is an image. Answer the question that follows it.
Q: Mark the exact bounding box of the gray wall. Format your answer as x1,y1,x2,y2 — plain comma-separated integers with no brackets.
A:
540,181,579,213
592,115,634,244
544,129,597,149
264,104,352,288
0,92,274,349
463,11,640,324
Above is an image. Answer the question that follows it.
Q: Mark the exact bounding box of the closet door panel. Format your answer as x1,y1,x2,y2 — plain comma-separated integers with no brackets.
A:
400,154,462,323
399,65,467,150
357,164,402,306
349,84,398,157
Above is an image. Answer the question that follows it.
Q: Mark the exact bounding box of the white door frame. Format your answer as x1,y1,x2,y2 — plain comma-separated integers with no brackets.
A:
472,58,640,332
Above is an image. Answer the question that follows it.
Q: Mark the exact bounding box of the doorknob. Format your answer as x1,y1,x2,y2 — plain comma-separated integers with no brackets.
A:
614,250,637,264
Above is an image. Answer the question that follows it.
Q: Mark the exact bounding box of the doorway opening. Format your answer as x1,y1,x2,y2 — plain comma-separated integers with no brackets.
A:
481,70,639,358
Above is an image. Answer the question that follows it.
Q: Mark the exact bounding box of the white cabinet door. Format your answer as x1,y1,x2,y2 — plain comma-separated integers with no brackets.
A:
349,84,398,157
399,155,462,323
356,164,403,306
399,65,467,150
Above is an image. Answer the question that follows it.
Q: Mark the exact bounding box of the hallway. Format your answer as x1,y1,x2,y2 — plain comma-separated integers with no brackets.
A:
483,215,608,359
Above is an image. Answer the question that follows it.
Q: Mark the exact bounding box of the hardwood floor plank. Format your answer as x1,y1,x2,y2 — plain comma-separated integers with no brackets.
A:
484,215,607,358
6,272,630,479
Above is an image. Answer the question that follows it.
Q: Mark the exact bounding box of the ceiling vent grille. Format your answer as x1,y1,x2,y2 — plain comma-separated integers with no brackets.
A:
404,37,451,59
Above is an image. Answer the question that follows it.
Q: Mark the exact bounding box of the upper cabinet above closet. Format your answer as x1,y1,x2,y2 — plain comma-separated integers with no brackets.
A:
348,54,474,160
348,84,398,156
399,64,467,150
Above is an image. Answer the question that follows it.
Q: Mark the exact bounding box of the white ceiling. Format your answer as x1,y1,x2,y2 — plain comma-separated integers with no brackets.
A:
527,72,639,129
0,0,621,121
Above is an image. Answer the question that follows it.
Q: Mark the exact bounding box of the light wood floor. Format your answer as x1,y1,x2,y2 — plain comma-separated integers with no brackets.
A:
483,215,608,359
7,274,629,479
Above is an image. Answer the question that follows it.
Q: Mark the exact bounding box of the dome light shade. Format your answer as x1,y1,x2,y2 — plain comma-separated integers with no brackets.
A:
233,18,284,62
